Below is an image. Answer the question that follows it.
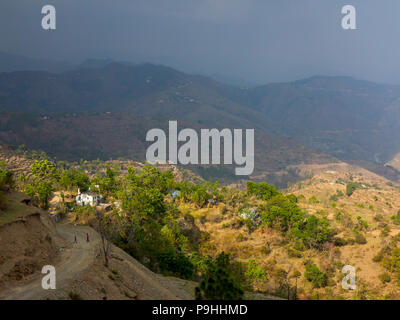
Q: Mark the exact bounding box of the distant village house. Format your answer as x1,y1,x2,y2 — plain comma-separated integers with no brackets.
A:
76,188,102,207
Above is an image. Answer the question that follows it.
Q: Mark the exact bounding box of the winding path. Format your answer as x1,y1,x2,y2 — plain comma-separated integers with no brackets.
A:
0,221,191,300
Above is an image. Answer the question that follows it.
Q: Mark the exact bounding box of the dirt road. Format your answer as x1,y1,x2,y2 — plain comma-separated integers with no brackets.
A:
0,222,100,300
0,221,192,300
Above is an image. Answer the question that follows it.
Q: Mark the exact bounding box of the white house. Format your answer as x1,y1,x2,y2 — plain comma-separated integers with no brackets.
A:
76,189,102,207
238,208,261,226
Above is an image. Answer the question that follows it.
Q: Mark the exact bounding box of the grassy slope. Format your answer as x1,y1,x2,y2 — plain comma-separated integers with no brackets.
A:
183,162,400,299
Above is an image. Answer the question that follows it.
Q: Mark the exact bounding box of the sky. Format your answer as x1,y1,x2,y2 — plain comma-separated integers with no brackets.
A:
1,0,400,84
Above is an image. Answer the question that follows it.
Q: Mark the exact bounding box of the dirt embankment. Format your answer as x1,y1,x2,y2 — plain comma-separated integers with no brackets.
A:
0,209,194,300
0,212,63,292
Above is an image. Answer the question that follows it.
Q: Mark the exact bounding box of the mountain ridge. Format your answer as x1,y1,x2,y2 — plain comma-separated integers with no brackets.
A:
0,62,399,184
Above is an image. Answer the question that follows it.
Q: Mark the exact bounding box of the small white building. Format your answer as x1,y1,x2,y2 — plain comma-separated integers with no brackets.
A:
238,208,261,226
76,189,102,207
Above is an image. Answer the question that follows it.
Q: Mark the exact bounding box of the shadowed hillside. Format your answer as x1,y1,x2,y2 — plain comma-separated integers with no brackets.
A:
1,64,400,184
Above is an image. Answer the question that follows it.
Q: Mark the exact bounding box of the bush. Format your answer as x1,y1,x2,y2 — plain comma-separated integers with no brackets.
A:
304,262,327,288
287,247,303,258
245,259,266,279
346,182,361,196
354,231,367,244
379,273,391,283
246,181,278,201
157,250,194,279
330,190,344,202
382,248,400,281
195,252,243,300
68,291,83,300
333,237,347,247
356,216,369,230
261,245,271,255
260,193,333,248
308,196,319,204
373,247,391,263
391,210,400,225
0,168,13,190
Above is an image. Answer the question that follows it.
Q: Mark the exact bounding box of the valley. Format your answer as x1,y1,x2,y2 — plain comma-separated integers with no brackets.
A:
1,144,400,300
1,58,400,301
0,64,400,186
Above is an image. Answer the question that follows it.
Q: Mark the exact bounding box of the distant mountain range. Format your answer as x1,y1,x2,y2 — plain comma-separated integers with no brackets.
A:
0,57,399,185
0,52,72,73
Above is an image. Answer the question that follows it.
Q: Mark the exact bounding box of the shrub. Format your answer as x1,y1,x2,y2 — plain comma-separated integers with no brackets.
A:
304,262,327,288
391,210,400,225
354,231,367,244
261,245,271,255
330,190,344,202
157,250,194,279
68,291,83,300
382,248,400,284
0,168,13,190
246,181,278,201
260,194,333,248
346,182,362,196
379,273,391,283
356,216,369,230
381,225,390,237
308,196,319,204
287,247,303,258
236,233,244,242
245,259,266,280
195,252,243,300
333,237,347,247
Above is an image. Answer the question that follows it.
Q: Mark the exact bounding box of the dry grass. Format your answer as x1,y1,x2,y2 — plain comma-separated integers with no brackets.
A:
184,162,400,299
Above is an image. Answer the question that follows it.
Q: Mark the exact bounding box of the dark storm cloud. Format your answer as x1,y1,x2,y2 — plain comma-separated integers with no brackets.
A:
1,0,400,84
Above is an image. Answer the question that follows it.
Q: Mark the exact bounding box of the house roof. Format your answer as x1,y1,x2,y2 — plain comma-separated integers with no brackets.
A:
80,190,100,197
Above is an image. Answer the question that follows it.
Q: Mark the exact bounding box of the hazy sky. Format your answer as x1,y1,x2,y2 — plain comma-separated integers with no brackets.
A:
1,0,400,84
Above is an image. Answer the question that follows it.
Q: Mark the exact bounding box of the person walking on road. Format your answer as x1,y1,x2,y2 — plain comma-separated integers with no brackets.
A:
74,235,77,243
86,233,89,242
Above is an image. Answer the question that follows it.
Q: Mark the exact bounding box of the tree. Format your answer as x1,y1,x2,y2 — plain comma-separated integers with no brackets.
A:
95,211,115,267
275,267,294,300
60,169,90,191
195,252,244,300
35,180,54,209
0,167,13,190
0,165,12,210
25,180,53,209
157,250,194,279
346,182,361,197
245,259,266,280
31,159,58,181
292,270,301,300
95,165,119,197
25,160,58,208
247,181,278,200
